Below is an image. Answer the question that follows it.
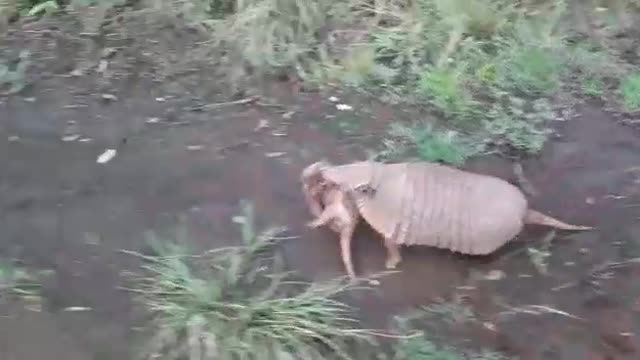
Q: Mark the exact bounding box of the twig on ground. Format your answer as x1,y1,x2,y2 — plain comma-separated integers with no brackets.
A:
513,162,538,197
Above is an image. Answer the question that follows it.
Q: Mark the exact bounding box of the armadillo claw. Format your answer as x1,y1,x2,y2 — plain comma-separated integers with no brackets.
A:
307,220,321,228
385,256,400,269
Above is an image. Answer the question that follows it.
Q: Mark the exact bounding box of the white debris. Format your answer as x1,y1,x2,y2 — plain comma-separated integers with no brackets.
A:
328,96,339,102
254,119,269,131
336,103,353,111
484,269,506,281
265,152,285,158
146,117,161,124
63,306,92,312
97,149,117,164
282,111,295,119
101,93,118,101
62,134,81,142
8,135,19,142
186,145,204,150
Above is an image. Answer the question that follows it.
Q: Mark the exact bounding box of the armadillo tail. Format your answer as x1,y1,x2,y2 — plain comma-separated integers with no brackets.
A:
524,209,594,230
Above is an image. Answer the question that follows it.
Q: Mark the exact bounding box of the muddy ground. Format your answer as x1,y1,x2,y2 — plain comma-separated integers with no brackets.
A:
2,12,640,360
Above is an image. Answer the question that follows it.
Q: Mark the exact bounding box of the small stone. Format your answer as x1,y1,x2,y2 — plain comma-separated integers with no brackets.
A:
282,111,295,119
101,94,118,101
254,119,269,131
484,269,506,280
97,149,117,164
265,152,285,158
62,134,81,142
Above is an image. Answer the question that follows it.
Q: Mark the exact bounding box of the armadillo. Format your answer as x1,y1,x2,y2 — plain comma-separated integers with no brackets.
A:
301,161,361,279
301,160,594,276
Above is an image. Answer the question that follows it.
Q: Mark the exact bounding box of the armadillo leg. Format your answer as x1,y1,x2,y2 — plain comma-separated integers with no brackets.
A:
307,204,338,228
383,239,402,269
302,184,323,217
339,225,357,279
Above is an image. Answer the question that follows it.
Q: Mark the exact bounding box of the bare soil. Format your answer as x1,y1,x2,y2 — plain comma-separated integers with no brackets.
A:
2,12,640,360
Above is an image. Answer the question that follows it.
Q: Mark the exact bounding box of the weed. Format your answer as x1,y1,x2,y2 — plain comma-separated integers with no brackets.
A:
495,46,562,96
123,201,378,360
581,77,603,97
391,307,510,360
619,73,640,112
419,66,477,120
377,122,479,166
482,97,554,154
0,259,42,304
0,50,30,94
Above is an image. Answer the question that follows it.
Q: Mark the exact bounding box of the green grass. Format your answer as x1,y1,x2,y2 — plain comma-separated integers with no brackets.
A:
581,77,604,97
391,307,510,360
0,50,30,95
377,122,479,166
122,201,380,360
0,259,42,304
620,73,640,111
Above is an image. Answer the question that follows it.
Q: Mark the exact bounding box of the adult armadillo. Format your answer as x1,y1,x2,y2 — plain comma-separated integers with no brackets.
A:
301,160,594,276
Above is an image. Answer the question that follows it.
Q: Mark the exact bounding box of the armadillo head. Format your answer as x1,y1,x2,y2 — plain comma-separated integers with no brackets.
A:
300,160,333,187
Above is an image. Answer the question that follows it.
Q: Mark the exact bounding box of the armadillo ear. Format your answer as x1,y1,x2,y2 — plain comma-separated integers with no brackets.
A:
301,161,325,183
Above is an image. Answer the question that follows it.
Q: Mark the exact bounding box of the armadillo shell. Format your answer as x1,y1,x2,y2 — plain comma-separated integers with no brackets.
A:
323,161,530,255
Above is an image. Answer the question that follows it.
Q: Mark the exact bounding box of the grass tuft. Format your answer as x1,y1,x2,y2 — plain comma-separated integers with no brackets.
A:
619,73,640,112
122,201,379,360
377,122,479,166
391,306,510,360
0,259,42,305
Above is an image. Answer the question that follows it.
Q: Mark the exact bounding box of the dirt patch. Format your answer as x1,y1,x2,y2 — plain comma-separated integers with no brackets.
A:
2,14,640,360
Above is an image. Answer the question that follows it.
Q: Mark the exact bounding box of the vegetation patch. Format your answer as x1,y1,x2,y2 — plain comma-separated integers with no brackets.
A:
121,201,381,360
376,122,479,166
3,0,640,159
619,73,640,112
391,306,510,360
0,259,43,307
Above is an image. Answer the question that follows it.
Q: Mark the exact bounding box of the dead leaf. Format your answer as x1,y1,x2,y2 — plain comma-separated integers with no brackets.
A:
254,119,269,131
63,306,92,312
101,94,117,101
97,60,108,73
265,152,285,158
484,270,506,280
62,134,81,142
282,111,295,119
97,149,117,164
